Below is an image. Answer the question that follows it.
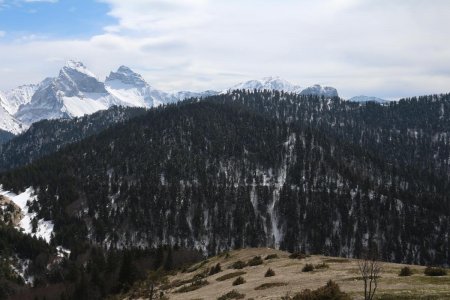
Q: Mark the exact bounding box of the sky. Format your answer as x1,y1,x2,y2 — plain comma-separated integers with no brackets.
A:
0,0,450,99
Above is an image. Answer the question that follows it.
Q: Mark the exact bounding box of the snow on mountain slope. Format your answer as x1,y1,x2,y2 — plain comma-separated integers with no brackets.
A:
348,95,389,103
228,76,301,93
228,77,339,97
3,84,38,115
15,61,121,125
0,186,54,243
172,90,219,101
299,84,338,97
5,61,342,130
105,66,177,108
0,93,25,134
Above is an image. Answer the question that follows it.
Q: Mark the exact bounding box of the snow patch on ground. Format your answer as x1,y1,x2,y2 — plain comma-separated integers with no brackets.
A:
11,258,33,285
0,186,54,243
56,246,71,258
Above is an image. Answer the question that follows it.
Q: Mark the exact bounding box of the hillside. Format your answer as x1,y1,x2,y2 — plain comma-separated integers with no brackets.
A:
0,91,450,266
0,106,147,171
119,248,450,300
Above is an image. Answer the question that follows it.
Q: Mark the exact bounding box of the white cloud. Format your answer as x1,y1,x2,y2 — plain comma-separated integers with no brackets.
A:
0,31,5,38
0,0,450,99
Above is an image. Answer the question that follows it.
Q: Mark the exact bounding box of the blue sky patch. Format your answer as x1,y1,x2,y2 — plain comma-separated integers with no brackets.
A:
0,0,113,40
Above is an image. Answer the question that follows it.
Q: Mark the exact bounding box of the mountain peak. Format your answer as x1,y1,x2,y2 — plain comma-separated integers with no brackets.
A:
106,66,147,87
117,65,135,74
65,60,84,68
63,60,97,78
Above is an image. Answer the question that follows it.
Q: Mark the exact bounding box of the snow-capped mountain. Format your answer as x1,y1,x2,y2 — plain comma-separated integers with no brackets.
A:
228,76,302,93
172,90,219,101
228,77,338,97
1,61,342,134
2,84,38,115
15,61,129,125
300,84,338,97
13,61,185,126
347,95,388,103
0,93,26,134
105,66,177,108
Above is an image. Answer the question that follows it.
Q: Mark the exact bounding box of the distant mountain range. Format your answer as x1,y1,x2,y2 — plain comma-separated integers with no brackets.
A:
0,61,343,134
226,76,339,98
347,95,389,103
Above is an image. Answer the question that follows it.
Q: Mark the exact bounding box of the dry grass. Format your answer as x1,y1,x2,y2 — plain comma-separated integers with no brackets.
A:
216,271,246,282
132,248,450,300
254,282,288,290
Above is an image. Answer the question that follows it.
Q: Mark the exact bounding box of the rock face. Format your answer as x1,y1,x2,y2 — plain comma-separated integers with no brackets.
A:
0,195,23,226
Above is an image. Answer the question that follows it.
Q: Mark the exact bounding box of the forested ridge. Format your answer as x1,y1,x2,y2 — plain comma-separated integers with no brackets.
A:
0,130,14,145
1,90,450,271
0,106,147,172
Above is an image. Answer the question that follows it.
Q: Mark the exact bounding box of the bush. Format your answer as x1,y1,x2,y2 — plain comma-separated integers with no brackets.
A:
302,264,314,272
209,263,222,275
289,252,307,259
399,266,413,276
293,280,351,300
255,282,287,290
217,290,245,300
248,256,263,266
232,276,246,286
231,260,247,269
216,271,246,282
315,262,329,269
265,268,275,277
424,266,447,276
265,254,279,260
174,279,208,293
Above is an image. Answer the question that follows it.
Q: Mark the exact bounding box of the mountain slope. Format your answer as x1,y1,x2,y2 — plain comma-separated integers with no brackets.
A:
0,129,14,145
1,91,449,266
0,106,147,171
0,96,25,135
105,66,178,107
2,84,38,115
122,248,450,300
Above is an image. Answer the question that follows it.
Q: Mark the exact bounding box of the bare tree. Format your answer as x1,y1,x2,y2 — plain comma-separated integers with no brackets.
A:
358,251,382,300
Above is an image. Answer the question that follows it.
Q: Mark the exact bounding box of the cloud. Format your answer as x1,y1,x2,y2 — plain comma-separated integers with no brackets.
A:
0,0,449,99
0,31,5,37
